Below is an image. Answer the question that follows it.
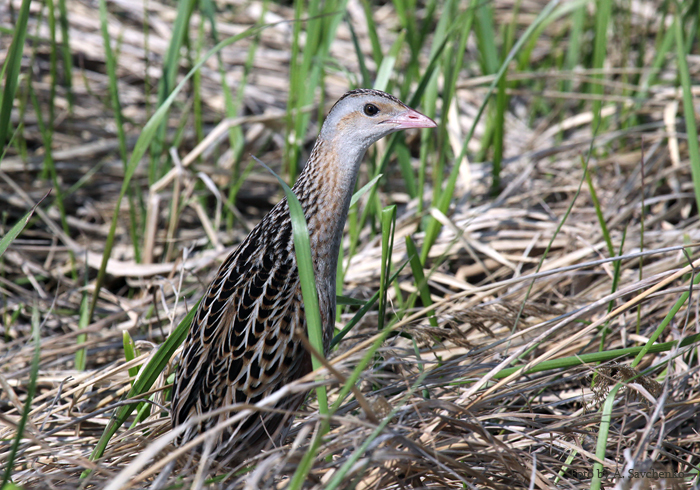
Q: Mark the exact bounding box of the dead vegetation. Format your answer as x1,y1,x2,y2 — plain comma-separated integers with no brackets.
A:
1,0,700,488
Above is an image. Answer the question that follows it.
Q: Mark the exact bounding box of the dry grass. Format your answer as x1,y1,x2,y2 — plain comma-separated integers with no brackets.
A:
2,0,700,488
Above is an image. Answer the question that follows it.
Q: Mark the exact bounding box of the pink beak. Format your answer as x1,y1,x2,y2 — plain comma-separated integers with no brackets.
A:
384,108,437,129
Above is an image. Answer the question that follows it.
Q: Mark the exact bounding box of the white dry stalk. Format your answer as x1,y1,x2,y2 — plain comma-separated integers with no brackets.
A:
103,380,318,490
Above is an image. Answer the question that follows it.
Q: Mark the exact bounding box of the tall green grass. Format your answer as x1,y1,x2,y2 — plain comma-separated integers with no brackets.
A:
285,0,348,178
98,0,141,264
0,0,30,151
675,5,700,211
0,303,40,488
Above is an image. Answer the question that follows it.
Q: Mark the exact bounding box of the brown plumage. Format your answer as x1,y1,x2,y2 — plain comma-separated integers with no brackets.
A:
171,89,436,462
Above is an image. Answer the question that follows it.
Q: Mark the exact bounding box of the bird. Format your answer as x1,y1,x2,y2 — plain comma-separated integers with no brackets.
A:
170,88,437,462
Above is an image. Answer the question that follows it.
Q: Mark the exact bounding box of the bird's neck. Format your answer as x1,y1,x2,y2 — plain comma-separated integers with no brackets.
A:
290,136,366,285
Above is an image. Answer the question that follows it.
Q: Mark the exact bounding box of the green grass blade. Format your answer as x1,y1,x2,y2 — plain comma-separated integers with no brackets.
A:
336,295,366,306
473,0,499,75
555,449,580,485
492,332,700,380
353,24,454,253
285,0,304,177
46,0,58,171
98,0,141,263
630,270,700,369
395,141,417,198
509,154,592,358
584,165,614,257
347,18,371,87
255,151,331,490
359,0,383,64
0,302,40,487
590,383,622,490
420,0,560,263
0,0,31,152
285,0,347,177
324,372,428,490
490,0,521,196
562,1,585,93
74,283,89,371
201,0,264,229
420,1,472,217
417,0,438,49
591,0,612,130
87,25,267,324
28,78,76,281
674,8,700,211
639,27,673,97
252,156,327,415
350,173,382,208
391,0,417,54
518,0,588,74
325,413,394,489
57,0,73,111
378,205,397,332
123,331,140,381
600,228,627,350
331,259,410,348
290,275,415,490
0,191,47,258
405,235,438,327
150,0,196,183
2,484,24,490
193,16,205,144
491,69,507,195
86,299,200,467
374,30,406,91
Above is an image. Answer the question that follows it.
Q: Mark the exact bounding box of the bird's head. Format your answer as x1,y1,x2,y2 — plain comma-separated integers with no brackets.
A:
319,89,437,151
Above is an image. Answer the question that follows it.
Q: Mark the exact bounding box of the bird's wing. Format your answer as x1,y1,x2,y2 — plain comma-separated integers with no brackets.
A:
171,214,311,443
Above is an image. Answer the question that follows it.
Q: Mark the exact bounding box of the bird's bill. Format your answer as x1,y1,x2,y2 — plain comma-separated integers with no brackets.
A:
383,108,437,129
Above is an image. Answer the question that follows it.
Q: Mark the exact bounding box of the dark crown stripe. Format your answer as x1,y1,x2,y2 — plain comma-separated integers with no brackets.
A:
330,88,405,112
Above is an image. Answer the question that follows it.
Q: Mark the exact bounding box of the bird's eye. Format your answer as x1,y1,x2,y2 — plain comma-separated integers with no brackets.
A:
363,103,380,116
